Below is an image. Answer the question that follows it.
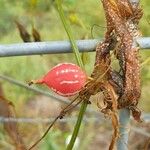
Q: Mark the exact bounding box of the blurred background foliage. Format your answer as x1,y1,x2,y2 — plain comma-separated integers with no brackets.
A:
0,0,150,150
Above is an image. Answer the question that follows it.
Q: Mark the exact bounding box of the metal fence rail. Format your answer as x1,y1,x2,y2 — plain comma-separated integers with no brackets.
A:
0,37,150,57
0,113,150,123
0,116,149,137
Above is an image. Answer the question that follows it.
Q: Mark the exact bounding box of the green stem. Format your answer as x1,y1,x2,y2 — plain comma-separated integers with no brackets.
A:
66,102,88,150
55,0,88,149
55,0,84,69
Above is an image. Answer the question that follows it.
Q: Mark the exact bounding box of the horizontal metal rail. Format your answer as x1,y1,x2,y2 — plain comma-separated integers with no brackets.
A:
0,115,149,137
0,113,149,123
0,116,104,124
0,37,150,57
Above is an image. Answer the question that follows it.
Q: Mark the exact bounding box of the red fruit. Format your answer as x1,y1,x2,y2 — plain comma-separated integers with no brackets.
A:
29,63,87,97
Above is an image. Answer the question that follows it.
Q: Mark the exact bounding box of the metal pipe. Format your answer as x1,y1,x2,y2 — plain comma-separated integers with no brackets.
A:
0,37,150,57
0,39,99,57
117,109,130,150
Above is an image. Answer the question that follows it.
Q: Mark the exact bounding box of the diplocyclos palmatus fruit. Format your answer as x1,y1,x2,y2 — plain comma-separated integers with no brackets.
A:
29,63,87,97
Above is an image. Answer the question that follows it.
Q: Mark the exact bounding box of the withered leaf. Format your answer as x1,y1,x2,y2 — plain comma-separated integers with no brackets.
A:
0,85,26,150
117,0,134,19
32,24,41,42
15,20,31,43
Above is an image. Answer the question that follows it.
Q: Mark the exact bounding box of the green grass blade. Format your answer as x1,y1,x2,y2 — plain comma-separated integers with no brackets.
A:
55,0,84,69
55,0,88,149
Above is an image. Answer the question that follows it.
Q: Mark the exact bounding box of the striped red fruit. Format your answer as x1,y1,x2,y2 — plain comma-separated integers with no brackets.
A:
29,63,87,97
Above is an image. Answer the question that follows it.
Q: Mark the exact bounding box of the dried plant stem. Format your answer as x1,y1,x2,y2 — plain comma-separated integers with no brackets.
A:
28,96,81,150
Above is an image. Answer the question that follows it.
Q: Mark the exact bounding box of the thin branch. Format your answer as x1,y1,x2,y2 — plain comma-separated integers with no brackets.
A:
0,74,100,116
0,74,69,104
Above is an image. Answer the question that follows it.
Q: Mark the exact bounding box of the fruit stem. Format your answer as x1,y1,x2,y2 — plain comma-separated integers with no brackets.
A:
28,79,44,86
